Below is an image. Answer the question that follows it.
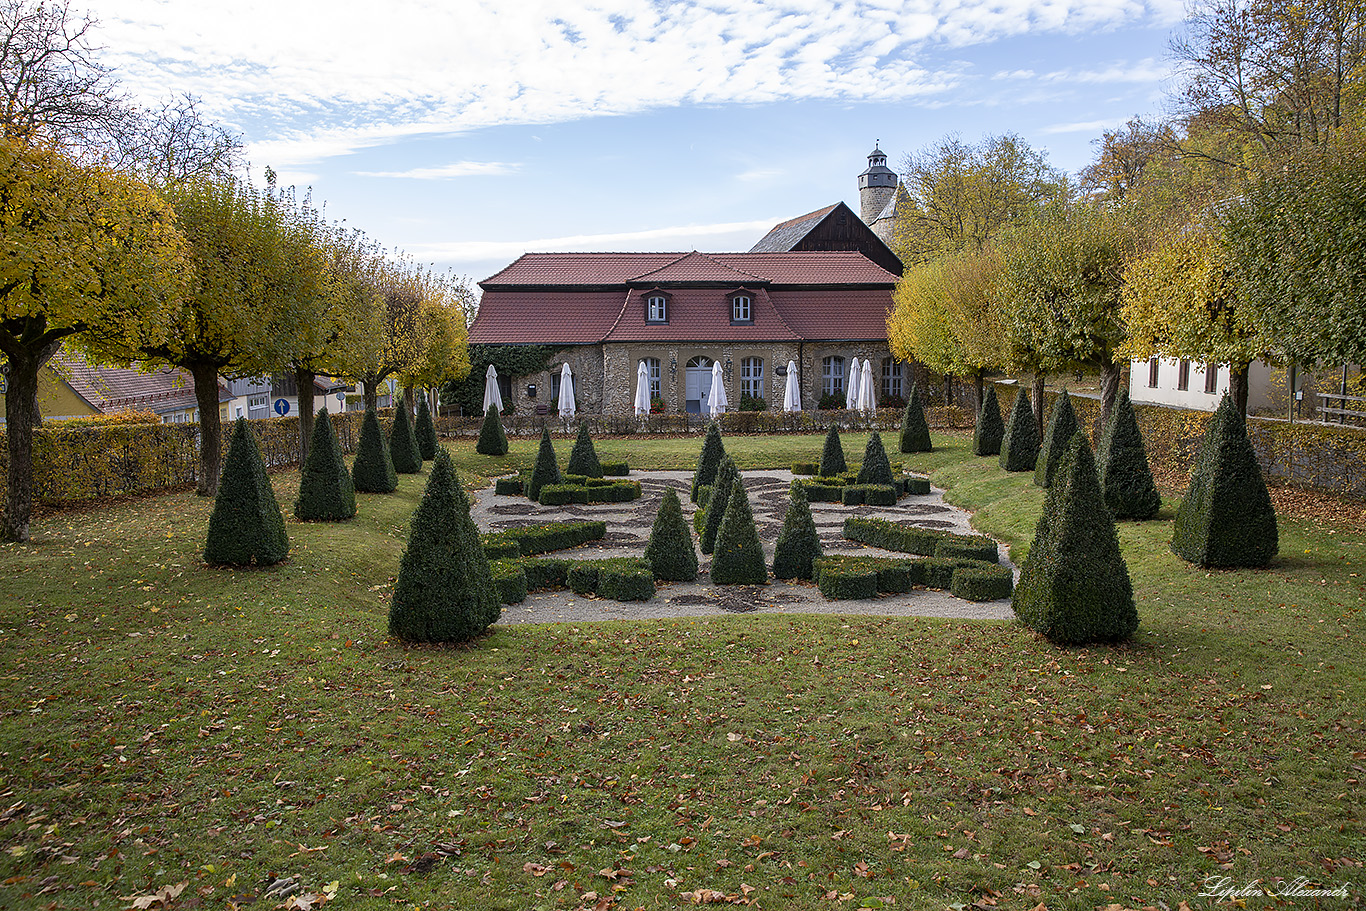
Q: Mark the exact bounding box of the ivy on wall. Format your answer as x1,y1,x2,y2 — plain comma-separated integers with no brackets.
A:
442,344,566,417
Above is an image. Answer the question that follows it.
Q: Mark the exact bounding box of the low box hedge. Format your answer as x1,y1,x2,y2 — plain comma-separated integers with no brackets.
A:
484,520,607,558
539,484,589,506
794,479,845,502
480,535,522,561
494,477,524,496
840,485,865,506
920,557,960,590
585,480,641,503
696,485,712,512
950,564,1014,602
840,483,898,506
597,564,655,601
814,557,880,600
600,461,629,476
900,476,931,495
520,557,570,590
792,462,817,476
490,559,528,604
935,533,999,563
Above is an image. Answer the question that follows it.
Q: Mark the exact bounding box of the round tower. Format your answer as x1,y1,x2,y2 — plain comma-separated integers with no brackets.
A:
858,144,897,226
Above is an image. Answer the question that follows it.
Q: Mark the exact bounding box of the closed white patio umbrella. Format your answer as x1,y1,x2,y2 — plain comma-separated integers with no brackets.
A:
707,361,727,416
845,358,861,410
481,364,503,414
782,360,800,412
634,361,651,415
858,358,875,411
558,363,576,418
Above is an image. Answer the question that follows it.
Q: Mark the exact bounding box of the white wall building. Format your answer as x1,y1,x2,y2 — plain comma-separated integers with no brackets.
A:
1129,357,1274,413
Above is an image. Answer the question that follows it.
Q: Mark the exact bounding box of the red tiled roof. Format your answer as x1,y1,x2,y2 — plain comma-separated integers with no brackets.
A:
629,251,766,285
479,252,897,288
468,289,629,345
772,289,893,341
53,349,230,413
605,286,798,342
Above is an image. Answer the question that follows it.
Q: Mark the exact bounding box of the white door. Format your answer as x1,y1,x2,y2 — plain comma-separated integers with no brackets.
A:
685,358,713,414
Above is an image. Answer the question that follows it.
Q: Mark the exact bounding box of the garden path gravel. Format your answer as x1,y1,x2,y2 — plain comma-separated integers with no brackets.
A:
468,470,1017,625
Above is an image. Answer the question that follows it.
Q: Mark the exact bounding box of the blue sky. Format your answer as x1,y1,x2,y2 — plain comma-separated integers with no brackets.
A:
91,0,1187,289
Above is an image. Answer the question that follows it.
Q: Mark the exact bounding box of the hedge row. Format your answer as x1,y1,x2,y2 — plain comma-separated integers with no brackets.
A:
793,475,928,502
840,484,898,506
537,479,641,505
490,556,655,604
480,520,606,559
813,555,1012,602
0,411,371,504
843,515,999,562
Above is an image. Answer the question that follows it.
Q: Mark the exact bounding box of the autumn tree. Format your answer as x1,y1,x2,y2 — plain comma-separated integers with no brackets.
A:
396,269,473,409
1080,118,1178,201
893,132,1067,264
1120,224,1270,414
993,201,1142,426
122,93,243,185
133,177,316,495
0,138,186,541
347,257,429,412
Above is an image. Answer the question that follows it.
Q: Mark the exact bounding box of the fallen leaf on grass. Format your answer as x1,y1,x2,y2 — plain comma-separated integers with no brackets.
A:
120,881,187,909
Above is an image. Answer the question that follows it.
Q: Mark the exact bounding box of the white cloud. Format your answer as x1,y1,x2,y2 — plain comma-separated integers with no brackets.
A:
88,0,1182,172
1038,117,1128,134
353,161,521,179
408,219,783,263
1039,58,1170,84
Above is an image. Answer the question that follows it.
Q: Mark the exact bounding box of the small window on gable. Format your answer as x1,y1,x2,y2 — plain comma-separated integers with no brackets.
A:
646,293,667,322
731,293,752,323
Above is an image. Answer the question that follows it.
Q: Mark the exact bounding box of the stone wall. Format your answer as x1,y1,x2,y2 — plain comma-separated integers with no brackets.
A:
505,347,606,417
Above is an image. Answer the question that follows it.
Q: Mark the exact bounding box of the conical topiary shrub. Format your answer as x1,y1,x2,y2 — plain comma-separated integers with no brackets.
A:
389,450,501,642
700,456,739,555
566,422,603,478
294,407,356,521
1171,393,1278,567
999,387,1039,472
204,418,289,566
476,405,509,456
389,396,423,474
899,383,932,453
973,386,1004,456
644,487,698,582
1097,389,1160,520
857,431,896,486
1034,391,1078,488
818,424,847,477
415,394,439,461
710,478,767,585
526,425,561,502
692,421,726,502
1013,435,1137,645
772,483,822,580
352,406,398,493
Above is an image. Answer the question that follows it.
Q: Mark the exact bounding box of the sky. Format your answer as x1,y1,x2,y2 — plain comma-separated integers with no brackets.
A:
88,0,1190,290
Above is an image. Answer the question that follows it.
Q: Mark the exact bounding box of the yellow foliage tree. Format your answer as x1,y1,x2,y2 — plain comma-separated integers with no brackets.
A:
1120,226,1270,414
0,138,187,540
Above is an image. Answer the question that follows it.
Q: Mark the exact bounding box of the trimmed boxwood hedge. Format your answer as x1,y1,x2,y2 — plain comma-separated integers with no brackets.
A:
692,421,726,502
973,385,1004,457
818,425,847,477
204,418,290,566
585,480,641,503
645,487,698,582
294,407,355,522
389,398,423,474
539,484,588,505
476,405,509,456
950,564,1014,602
520,557,570,590
480,535,521,561
1034,390,1078,488
490,559,529,604
565,558,654,600
934,533,999,563
600,462,629,476
1171,392,1278,567
815,557,879,599
526,426,560,502
792,462,818,476
494,477,524,496
899,383,933,453
999,386,1039,473
900,476,931,495
481,520,606,559
414,394,439,461
352,406,398,493
566,423,604,478
843,515,998,562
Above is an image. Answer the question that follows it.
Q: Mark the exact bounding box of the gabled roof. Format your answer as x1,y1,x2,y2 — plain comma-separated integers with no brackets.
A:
481,253,685,286
477,251,896,289
748,204,840,253
605,286,799,343
630,251,766,285
53,348,230,415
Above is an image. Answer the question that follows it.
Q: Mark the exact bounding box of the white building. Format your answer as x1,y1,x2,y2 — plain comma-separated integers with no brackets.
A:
1128,357,1274,413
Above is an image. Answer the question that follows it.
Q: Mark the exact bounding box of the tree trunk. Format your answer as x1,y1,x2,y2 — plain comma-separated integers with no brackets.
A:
363,375,379,412
402,382,414,415
1031,373,1045,441
296,366,316,468
1231,362,1250,416
973,372,985,414
942,374,954,407
2,339,60,542
191,362,224,497
1099,362,1122,429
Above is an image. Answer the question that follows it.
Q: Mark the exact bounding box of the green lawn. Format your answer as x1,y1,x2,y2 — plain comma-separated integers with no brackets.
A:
0,432,1361,910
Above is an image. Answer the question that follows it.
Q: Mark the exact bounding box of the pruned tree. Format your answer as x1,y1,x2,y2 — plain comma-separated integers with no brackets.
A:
1080,118,1179,201
0,138,186,541
122,93,243,185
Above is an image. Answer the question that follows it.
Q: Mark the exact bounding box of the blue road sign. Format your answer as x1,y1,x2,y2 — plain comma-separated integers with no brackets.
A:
273,398,290,416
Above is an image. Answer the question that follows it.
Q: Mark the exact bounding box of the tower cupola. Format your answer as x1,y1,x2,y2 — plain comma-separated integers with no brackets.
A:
858,143,897,225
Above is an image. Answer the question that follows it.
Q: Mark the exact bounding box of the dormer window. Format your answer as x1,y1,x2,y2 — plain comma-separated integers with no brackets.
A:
731,292,752,323
645,291,668,323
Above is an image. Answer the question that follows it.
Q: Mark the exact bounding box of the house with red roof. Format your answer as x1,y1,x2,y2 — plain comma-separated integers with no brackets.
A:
467,150,915,416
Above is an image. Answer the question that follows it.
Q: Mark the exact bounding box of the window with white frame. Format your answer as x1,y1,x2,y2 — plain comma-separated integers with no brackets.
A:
646,294,667,322
822,356,845,397
740,357,763,400
1204,361,1219,394
731,294,751,322
881,357,904,400
642,357,661,400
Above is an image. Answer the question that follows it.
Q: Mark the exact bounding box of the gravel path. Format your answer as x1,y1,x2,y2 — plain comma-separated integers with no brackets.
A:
470,470,1017,625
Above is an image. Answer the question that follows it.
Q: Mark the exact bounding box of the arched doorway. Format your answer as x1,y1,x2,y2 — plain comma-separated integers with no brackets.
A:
684,356,714,414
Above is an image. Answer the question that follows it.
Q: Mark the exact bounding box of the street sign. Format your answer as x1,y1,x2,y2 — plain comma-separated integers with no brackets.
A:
273,398,290,416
